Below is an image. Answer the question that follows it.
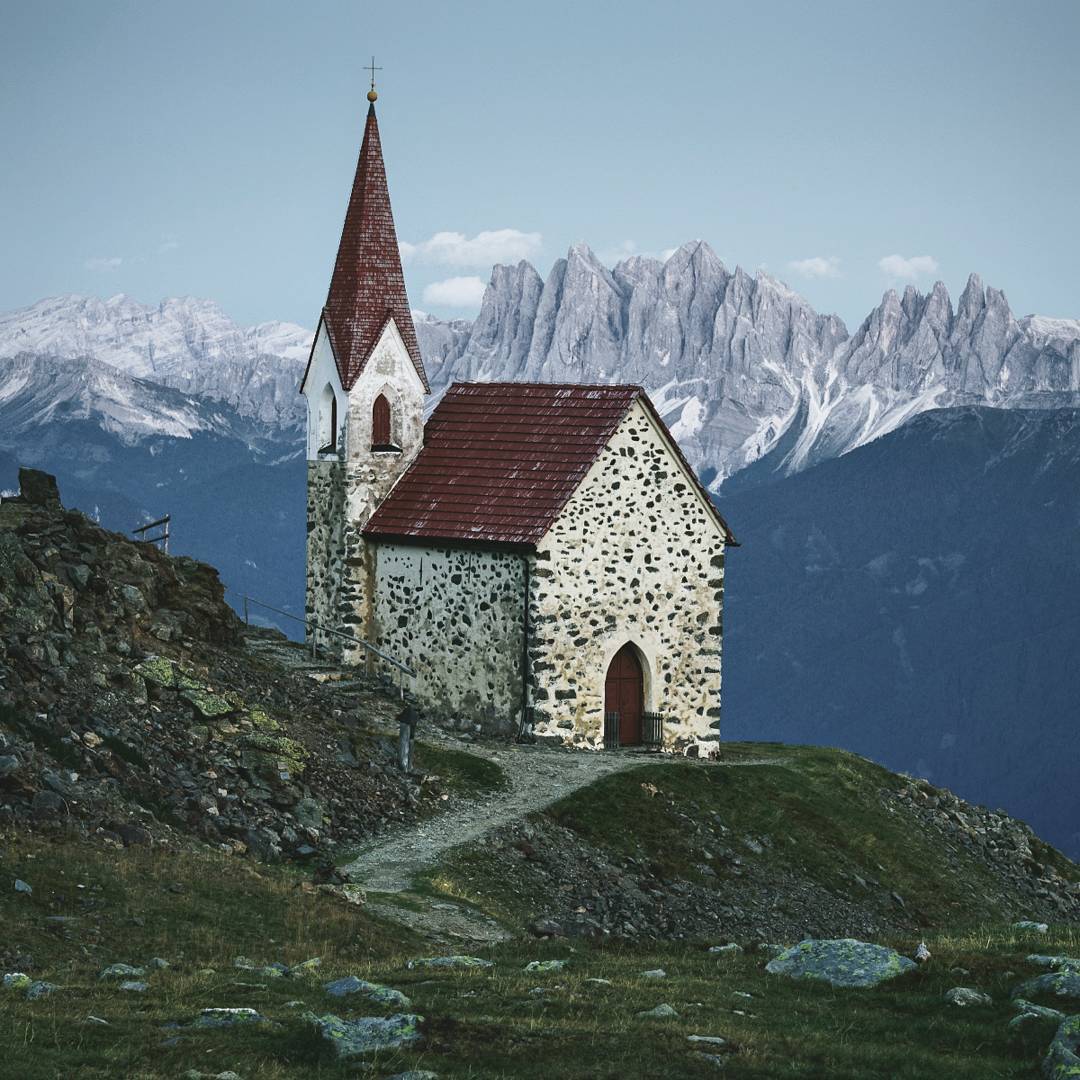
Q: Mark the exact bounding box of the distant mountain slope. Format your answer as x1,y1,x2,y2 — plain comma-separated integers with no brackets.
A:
416,244,1080,486
720,405,1080,858
0,294,310,429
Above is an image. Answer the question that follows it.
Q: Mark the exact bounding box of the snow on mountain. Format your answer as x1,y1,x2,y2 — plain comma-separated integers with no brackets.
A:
0,351,259,444
0,294,312,429
415,244,1080,487
2,254,1077,486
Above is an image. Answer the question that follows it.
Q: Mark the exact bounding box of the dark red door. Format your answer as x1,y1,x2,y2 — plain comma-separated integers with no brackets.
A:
605,644,643,745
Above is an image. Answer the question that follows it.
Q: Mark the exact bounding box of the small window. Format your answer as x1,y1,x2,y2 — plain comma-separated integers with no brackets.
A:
317,384,338,455
372,393,397,450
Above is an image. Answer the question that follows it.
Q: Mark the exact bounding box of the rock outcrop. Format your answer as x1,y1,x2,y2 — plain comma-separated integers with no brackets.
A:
0,469,446,860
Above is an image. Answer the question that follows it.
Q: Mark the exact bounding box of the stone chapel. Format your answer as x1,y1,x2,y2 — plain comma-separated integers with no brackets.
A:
300,89,737,754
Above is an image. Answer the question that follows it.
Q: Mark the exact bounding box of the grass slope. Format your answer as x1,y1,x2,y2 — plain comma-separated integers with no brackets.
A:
1,834,1076,1077
430,744,1078,934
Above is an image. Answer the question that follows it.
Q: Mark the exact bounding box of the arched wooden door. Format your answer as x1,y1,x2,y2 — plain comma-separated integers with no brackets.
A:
605,643,643,745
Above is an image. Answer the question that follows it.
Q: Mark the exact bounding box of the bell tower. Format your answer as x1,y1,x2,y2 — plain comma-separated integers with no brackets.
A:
300,75,428,656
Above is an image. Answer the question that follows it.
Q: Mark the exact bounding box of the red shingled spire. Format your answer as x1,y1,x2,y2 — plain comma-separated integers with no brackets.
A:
321,102,428,392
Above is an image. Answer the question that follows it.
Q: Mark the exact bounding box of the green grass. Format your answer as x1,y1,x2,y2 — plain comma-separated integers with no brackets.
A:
429,743,1078,931
1,831,1074,1079
413,741,510,797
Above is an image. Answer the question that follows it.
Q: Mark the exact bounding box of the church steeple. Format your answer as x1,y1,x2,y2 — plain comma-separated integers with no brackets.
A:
321,95,428,392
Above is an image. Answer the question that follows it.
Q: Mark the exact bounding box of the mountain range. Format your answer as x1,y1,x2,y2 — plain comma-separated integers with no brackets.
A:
1,248,1077,855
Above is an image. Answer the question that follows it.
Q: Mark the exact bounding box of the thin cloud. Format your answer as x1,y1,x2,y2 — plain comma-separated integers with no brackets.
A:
878,253,939,279
421,275,487,308
401,229,542,268
85,256,123,271
788,256,842,279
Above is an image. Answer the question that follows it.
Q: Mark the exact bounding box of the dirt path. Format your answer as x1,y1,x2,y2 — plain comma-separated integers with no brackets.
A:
342,737,659,892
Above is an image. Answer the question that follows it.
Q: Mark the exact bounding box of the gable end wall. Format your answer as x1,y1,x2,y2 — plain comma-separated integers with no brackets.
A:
529,399,726,750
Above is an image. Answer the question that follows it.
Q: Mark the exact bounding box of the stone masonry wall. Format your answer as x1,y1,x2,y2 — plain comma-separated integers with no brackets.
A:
304,318,425,662
529,399,727,752
306,459,345,648
371,543,526,733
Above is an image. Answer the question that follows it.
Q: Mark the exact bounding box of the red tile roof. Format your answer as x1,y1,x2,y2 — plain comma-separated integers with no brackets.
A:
363,382,737,548
304,103,428,393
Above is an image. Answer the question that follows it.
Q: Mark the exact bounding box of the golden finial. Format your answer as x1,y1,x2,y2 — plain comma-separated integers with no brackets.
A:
366,56,382,102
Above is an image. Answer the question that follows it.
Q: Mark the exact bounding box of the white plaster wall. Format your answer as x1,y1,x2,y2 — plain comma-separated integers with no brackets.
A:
371,543,526,732
529,399,728,752
302,323,347,460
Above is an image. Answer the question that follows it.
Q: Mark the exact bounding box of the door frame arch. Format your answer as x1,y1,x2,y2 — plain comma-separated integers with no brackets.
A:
600,634,656,724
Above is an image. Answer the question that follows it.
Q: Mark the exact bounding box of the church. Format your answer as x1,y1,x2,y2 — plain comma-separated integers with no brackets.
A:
300,85,737,754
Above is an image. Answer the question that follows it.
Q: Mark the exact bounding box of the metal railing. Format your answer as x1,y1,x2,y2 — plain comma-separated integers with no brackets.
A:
133,515,170,552
603,711,621,750
643,711,665,747
229,591,416,699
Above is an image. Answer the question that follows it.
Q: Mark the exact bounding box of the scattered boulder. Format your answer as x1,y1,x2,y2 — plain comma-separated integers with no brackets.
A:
529,917,564,938
385,1072,439,1080
119,981,149,993
13,879,32,895
709,943,743,957
306,1012,423,1059
99,964,146,981
687,1035,728,1046
1043,1015,1080,1079
637,1003,678,1019
192,1007,268,1029
3,973,31,990
1014,921,1049,934
914,942,931,964
639,968,667,979
287,957,322,977
233,957,286,979
26,981,57,1001
524,960,566,974
944,987,992,1007
1012,999,1066,1022
1028,956,1080,972
765,939,916,988
406,956,492,970
1012,971,1080,1004
322,976,411,1007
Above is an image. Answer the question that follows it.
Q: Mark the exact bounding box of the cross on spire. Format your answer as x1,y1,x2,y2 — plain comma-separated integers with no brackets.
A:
366,56,382,101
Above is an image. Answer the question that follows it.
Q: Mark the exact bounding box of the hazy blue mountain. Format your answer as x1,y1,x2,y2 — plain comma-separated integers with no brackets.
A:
720,406,1080,857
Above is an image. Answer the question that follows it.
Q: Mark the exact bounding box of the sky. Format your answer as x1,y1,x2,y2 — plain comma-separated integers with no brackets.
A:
2,0,1078,331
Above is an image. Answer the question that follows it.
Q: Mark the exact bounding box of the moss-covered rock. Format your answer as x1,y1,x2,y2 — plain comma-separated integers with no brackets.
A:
239,732,309,780
1042,1014,1080,1079
306,1012,423,1058
765,939,916,988
406,955,493,971
134,657,200,691
181,688,235,719
1013,971,1080,1004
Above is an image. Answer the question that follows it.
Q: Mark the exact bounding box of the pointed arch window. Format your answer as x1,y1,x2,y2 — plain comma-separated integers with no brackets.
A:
318,383,338,455
372,393,396,450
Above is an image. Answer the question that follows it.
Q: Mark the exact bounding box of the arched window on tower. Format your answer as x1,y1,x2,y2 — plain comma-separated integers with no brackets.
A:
317,383,338,455
371,393,395,450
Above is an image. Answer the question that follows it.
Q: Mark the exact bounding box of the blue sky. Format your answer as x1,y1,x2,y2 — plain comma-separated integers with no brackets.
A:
2,0,1078,330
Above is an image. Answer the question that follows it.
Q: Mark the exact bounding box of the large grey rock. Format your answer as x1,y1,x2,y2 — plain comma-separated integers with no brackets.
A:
306,1012,423,1058
637,1003,678,1019
1042,1015,1080,1078
765,939,916,988
1013,971,1080,1004
25,981,57,1000
406,955,492,971
322,976,411,1007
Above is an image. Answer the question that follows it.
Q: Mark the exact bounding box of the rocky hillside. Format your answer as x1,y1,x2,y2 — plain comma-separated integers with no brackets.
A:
0,469,458,864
